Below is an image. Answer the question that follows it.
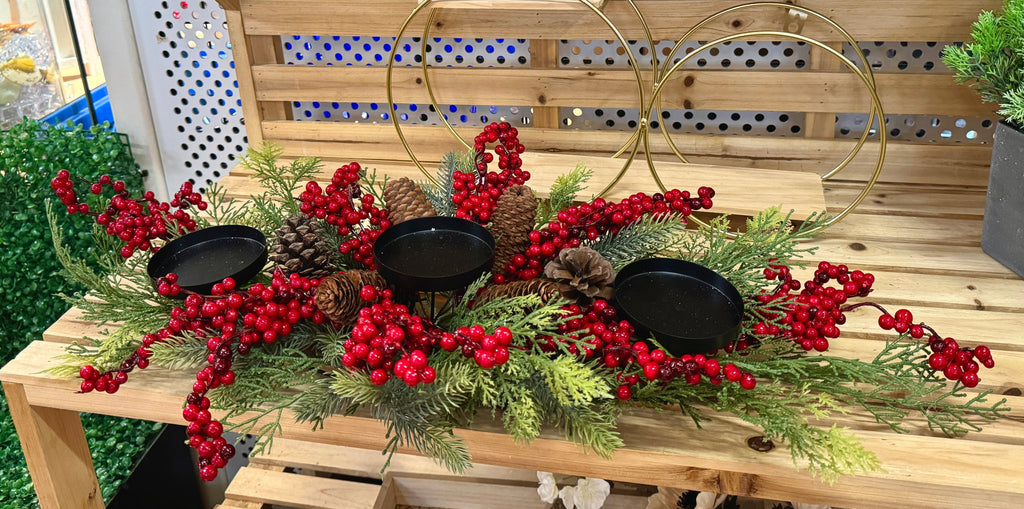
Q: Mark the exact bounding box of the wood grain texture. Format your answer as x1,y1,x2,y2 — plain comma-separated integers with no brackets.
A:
252,66,992,117
2,382,104,509
4,341,1024,509
253,122,993,187
225,467,380,509
238,0,1000,41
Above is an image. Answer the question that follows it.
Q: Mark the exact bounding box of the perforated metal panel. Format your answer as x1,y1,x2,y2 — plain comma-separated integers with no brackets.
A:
127,4,996,193
129,0,247,193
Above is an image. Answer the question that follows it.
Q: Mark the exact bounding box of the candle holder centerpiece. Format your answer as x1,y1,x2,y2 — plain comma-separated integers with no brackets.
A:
147,225,268,297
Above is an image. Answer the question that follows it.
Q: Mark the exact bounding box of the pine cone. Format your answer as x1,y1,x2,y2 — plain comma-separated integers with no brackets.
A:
383,177,436,225
490,185,538,274
315,270,387,325
475,278,560,306
269,215,334,279
543,247,615,306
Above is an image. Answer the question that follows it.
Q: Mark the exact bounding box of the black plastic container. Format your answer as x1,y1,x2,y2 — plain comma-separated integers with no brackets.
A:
614,258,743,356
373,216,495,292
147,225,267,296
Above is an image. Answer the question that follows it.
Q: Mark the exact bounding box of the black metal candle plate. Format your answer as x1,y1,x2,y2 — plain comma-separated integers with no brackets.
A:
147,225,267,297
373,216,495,292
614,258,743,356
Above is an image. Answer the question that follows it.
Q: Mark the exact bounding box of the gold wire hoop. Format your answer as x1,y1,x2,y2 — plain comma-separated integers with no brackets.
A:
385,0,649,193
655,2,878,182
644,29,887,237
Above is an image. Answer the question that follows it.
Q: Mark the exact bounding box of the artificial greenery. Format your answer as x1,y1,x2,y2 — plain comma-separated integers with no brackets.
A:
234,143,322,236
47,152,1011,484
535,163,592,227
0,119,160,507
942,0,1024,127
420,150,471,217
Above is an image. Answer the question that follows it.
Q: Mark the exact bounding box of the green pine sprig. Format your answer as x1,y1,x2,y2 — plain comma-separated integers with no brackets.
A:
238,142,322,235
587,211,689,270
421,151,472,216
535,164,593,227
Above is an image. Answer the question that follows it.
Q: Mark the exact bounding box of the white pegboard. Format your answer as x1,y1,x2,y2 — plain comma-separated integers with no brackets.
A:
128,0,247,193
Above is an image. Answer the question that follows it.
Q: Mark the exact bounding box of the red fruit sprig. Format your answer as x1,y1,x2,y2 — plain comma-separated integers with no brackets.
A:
79,271,324,482
495,187,714,284
853,302,995,388
753,261,875,352
341,285,516,386
534,299,759,401
453,122,530,224
298,163,391,270
51,169,206,258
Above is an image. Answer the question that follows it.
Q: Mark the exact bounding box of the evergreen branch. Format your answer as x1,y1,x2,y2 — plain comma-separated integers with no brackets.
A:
195,181,251,229
148,334,210,371
535,164,593,227
528,355,611,406
292,378,356,431
421,151,471,216
238,141,323,234
587,212,689,270
360,166,390,206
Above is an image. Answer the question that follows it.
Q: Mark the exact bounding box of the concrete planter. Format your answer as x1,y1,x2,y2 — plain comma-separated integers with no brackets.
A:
982,120,1024,277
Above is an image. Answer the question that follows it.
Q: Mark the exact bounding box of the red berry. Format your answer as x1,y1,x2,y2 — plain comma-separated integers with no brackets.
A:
199,465,218,482
961,371,980,388
928,353,949,371
739,373,757,390
878,314,895,330
616,385,632,400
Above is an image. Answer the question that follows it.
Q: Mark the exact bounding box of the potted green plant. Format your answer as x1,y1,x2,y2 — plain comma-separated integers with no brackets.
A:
943,1,1024,277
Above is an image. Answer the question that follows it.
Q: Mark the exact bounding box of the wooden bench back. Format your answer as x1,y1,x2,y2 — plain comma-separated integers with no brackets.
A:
220,0,999,191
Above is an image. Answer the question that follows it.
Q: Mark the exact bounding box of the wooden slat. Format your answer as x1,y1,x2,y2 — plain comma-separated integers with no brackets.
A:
2,382,104,509
226,10,266,147
824,213,982,247
225,467,380,509
255,122,993,187
429,0,607,10
808,237,1018,279
824,183,987,219
250,437,537,482
252,66,993,117
804,43,843,139
239,0,1000,41
5,340,1024,509
789,268,1024,313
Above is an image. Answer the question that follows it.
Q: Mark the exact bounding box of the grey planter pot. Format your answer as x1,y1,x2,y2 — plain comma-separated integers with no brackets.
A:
981,121,1024,278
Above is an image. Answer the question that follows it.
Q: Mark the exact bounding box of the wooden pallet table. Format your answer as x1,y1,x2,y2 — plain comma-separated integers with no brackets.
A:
5,1,1024,507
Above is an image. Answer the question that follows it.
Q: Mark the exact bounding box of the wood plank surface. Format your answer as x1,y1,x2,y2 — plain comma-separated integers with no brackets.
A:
225,467,380,509
238,0,1000,41
253,66,992,117
5,340,1024,509
253,122,993,187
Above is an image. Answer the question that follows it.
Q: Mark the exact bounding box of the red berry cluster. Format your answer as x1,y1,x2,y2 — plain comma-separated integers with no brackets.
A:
340,285,514,385
869,306,994,388
535,299,758,401
755,260,875,352
453,122,530,223
496,188,713,283
51,170,206,258
342,285,434,387
442,324,513,370
752,260,997,387
79,271,324,481
925,337,993,388
298,163,391,270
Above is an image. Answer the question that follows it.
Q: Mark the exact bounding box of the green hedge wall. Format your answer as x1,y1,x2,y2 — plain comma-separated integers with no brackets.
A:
0,119,164,506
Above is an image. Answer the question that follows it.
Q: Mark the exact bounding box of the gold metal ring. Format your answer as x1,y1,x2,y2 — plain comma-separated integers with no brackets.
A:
655,3,878,182
385,0,648,194
645,30,886,237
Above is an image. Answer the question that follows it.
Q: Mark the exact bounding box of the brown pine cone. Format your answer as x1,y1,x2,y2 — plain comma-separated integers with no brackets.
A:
315,270,387,325
269,215,334,279
543,247,615,306
383,177,436,225
490,185,538,274
475,278,560,306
